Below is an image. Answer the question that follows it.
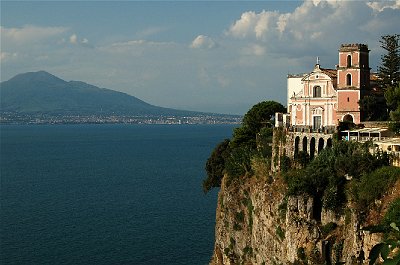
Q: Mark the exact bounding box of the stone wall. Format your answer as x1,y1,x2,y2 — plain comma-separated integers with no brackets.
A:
271,127,334,172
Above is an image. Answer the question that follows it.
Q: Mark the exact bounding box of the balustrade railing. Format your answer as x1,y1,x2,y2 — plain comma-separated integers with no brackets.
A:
287,126,336,134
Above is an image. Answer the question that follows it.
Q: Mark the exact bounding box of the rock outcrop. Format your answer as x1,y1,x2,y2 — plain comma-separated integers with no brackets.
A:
210,173,398,264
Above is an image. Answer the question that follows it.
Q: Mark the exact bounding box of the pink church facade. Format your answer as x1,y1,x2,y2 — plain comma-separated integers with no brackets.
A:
283,44,370,130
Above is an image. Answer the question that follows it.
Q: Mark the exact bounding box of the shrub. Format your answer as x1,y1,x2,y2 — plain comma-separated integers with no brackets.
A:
225,146,255,179
294,151,310,168
203,139,231,193
280,155,291,173
285,169,315,197
278,198,288,220
231,101,285,148
276,225,285,240
322,177,346,211
369,223,400,265
233,223,242,231
355,166,400,208
251,154,270,178
389,121,400,134
240,194,254,231
383,198,400,227
333,241,344,264
235,211,245,224
243,246,253,256
285,141,394,211
321,222,337,237
257,127,274,157
297,247,307,262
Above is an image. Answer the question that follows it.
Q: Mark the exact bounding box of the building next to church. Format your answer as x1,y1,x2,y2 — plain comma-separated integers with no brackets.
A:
280,43,371,130
274,43,400,168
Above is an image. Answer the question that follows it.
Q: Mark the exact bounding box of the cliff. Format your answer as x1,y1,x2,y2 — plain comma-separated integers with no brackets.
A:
210,171,399,264
208,128,400,264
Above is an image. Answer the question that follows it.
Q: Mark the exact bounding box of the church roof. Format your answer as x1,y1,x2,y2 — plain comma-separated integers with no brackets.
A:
320,68,337,78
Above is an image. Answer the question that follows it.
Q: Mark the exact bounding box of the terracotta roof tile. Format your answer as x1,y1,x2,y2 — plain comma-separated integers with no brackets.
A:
320,68,337,78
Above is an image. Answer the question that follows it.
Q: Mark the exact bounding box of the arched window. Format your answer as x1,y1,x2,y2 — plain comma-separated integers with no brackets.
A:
343,114,353,123
347,55,351,67
346,74,352,86
313,86,321,97
302,137,308,153
318,138,324,153
310,137,316,159
327,138,333,148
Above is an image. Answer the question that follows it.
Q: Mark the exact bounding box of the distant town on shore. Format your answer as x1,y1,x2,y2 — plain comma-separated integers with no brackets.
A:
0,112,242,125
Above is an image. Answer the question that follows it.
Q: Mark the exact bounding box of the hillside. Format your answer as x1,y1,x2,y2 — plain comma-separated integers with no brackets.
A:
0,71,201,117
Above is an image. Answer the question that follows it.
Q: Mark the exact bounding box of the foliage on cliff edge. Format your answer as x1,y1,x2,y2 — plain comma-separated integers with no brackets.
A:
203,100,284,193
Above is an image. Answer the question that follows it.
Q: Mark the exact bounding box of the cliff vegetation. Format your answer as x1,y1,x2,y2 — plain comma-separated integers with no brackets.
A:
204,101,400,265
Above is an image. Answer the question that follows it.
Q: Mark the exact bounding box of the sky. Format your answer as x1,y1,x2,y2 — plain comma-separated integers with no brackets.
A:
1,0,399,115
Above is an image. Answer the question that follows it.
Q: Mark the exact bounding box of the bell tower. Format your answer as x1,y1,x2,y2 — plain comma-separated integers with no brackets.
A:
336,43,370,124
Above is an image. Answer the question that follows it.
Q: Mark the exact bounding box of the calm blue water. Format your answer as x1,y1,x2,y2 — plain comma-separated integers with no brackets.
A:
1,124,235,265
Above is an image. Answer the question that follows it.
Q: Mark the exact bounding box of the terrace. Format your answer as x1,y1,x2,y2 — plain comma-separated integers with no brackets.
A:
340,127,400,167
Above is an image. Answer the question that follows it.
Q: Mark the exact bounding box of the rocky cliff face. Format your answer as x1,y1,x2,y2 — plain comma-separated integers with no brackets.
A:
210,172,399,264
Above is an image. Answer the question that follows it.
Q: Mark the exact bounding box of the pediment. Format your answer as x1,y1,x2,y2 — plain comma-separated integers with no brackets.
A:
301,72,332,82
312,106,324,115
313,106,325,111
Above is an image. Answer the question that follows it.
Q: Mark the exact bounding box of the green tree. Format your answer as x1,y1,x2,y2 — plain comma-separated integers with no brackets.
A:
202,139,231,193
379,34,400,90
231,101,285,148
385,83,400,113
359,35,399,122
359,95,388,121
225,145,255,179
384,83,400,133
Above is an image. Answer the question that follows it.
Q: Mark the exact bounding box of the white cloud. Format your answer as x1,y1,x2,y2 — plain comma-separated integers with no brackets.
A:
0,52,18,62
69,34,78,44
190,35,217,49
136,26,169,39
242,44,266,56
226,0,399,59
367,0,400,12
1,25,67,44
69,33,92,47
109,40,175,48
228,11,261,39
100,39,176,56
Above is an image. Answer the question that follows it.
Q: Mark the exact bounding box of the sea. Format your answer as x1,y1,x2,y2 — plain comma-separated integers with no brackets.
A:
0,124,236,265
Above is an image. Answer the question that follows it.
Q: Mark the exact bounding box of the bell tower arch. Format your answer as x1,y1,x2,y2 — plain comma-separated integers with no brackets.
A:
336,44,370,124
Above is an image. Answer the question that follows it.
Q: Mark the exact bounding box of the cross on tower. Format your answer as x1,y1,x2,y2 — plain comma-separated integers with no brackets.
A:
316,56,320,65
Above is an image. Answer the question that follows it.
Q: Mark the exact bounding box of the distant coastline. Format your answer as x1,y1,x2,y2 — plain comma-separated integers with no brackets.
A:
0,112,242,125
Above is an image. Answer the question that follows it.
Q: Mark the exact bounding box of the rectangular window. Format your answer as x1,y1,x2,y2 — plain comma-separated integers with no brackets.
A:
313,116,322,130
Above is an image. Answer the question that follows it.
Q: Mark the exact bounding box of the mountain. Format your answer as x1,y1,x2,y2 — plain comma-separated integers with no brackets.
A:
0,71,199,116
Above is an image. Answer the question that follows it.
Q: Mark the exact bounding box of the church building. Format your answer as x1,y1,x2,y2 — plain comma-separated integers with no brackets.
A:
282,43,370,130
